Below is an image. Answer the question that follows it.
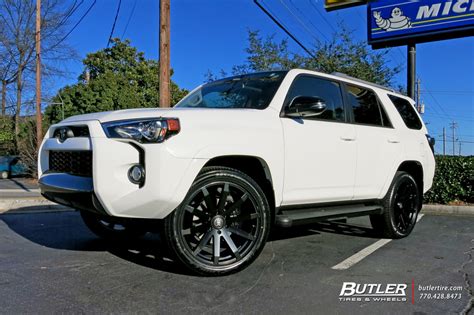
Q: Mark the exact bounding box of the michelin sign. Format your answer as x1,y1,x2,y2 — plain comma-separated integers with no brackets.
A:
368,0,474,47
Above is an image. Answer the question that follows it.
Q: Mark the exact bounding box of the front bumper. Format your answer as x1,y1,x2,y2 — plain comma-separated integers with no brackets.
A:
38,120,207,219
39,172,107,215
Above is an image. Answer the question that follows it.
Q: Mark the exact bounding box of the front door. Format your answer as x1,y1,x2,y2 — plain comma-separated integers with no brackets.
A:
281,75,356,206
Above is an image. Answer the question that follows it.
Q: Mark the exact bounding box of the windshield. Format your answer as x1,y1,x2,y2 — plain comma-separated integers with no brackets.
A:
176,71,287,110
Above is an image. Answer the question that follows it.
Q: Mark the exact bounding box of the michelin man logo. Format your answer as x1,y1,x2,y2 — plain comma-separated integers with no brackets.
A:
373,7,412,32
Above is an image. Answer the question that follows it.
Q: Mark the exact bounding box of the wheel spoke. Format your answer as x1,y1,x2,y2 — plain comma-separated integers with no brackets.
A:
202,187,216,215
193,231,213,256
223,193,248,216
227,227,256,241
213,232,221,265
231,212,258,224
222,229,241,259
217,183,230,212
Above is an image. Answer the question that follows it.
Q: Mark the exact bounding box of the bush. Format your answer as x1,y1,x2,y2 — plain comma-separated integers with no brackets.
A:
424,155,474,204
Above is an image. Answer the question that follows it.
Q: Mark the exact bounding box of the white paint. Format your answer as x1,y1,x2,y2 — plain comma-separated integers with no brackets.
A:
332,214,425,270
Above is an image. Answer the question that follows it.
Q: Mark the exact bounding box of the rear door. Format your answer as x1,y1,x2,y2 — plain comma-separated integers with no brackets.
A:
345,84,402,200
281,74,356,205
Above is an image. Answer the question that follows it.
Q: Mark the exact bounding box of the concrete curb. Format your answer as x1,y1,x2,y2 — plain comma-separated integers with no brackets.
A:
0,198,72,214
421,204,474,216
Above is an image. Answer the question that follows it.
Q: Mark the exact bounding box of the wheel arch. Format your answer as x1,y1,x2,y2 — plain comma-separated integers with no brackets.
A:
203,155,276,219
396,160,424,208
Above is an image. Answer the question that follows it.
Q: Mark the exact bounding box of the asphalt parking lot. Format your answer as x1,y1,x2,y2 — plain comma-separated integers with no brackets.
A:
0,210,472,314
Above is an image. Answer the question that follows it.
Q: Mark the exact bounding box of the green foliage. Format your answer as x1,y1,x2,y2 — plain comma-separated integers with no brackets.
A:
424,156,474,204
0,115,15,154
209,28,401,88
45,39,188,124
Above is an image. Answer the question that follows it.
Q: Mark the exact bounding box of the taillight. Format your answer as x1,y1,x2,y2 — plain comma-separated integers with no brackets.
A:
426,134,435,154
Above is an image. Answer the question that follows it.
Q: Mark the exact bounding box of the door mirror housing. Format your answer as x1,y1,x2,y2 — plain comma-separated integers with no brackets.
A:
285,96,327,118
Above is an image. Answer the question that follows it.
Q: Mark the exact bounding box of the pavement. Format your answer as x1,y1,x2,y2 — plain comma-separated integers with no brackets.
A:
0,178,41,199
0,210,472,314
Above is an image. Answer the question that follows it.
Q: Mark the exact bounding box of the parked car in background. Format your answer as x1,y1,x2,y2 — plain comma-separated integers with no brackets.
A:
0,156,28,179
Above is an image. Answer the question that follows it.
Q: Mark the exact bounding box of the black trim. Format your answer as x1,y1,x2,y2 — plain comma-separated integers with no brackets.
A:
275,201,384,228
42,191,107,216
128,142,146,188
278,198,382,212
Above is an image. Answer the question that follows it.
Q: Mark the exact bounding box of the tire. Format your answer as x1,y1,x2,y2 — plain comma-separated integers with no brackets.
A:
1,171,9,179
163,166,271,276
80,210,147,240
370,171,421,239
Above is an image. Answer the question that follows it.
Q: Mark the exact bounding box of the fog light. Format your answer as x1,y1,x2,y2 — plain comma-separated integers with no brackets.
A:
128,165,145,185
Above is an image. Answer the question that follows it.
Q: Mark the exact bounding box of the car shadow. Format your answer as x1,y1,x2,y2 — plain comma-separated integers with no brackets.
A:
0,210,379,275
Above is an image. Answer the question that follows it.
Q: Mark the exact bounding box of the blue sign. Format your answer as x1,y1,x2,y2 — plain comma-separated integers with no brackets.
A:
368,0,474,47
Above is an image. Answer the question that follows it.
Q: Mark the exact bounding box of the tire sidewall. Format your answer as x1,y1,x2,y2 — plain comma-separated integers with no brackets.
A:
167,168,271,275
387,173,420,238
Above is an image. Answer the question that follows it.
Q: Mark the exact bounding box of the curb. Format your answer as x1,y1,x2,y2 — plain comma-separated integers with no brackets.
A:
421,204,474,216
0,198,72,214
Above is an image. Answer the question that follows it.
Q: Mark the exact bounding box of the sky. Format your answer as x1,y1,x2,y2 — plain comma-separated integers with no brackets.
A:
49,0,474,155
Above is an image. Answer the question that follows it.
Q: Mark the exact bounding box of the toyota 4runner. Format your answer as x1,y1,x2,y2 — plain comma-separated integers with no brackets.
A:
38,69,436,275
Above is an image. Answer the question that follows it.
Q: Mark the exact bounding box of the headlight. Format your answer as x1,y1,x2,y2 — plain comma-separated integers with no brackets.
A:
102,118,180,143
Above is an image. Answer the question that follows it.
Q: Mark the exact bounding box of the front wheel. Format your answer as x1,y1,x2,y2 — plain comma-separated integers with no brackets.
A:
1,171,9,179
163,167,271,276
370,171,421,239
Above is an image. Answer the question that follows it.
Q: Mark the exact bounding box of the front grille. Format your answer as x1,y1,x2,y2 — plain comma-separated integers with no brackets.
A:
49,151,93,177
53,126,90,138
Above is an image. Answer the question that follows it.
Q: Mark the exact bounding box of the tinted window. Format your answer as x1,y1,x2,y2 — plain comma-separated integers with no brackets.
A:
389,95,422,130
176,71,286,110
285,75,345,122
347,85,391,127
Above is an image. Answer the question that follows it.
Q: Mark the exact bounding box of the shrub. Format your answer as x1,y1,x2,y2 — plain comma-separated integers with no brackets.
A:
424,155,474,204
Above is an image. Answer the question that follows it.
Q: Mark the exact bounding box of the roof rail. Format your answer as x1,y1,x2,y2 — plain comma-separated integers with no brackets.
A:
331,72,395,92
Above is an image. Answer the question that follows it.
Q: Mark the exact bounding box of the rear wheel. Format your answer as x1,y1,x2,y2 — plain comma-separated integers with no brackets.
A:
1,171,9,179
80,210,147,240
163,167,271,276
370,171,420,239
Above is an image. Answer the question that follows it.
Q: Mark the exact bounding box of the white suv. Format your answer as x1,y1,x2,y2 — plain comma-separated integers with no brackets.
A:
38,69,435,275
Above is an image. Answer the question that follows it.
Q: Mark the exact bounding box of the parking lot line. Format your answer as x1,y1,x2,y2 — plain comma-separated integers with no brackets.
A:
331,214,425,270
0,189,41,193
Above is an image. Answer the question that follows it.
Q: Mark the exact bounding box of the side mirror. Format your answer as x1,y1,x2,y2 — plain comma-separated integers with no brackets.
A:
285,96,327,118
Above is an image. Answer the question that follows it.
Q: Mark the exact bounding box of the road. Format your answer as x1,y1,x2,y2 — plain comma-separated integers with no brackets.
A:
0,178,40,199
0,211,472,314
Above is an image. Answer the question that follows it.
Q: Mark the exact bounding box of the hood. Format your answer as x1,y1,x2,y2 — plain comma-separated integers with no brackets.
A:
61,107,272,123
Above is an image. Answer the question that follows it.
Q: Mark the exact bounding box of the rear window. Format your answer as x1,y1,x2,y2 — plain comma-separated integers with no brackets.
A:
389,95,422,130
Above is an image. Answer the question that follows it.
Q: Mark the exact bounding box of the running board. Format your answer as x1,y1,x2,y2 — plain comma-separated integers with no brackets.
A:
275,204,383,228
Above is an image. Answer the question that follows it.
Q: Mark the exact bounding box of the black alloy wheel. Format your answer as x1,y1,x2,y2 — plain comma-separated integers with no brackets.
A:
370,171,420,239
163,167,271,276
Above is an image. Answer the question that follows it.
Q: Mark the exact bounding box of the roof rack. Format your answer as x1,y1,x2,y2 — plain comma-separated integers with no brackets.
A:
331,72,395,92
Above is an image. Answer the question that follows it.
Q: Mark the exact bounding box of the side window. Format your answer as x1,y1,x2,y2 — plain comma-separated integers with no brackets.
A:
389,95,422,130
346,84,391,127
285,75,345,122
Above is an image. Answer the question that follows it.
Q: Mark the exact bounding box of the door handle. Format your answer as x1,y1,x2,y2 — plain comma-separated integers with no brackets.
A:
340,136,356,142
387,138,400,144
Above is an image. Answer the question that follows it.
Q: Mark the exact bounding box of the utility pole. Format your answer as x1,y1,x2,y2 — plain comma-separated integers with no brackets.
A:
407,44,416,99
442,127,446,156
416,78,421,113
450,121,457,156
35,0,42,150
159,0,170,108
459,142,462,156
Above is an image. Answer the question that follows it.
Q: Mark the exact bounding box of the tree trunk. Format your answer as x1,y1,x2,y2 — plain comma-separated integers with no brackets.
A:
1,80,6,116
15,65,23,151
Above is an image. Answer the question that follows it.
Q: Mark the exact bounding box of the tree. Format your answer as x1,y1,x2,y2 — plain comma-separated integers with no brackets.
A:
0,0,77,143
45,39,188,124
208,28,401,88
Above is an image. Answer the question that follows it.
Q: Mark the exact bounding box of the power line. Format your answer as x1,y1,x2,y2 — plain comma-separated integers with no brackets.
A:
420,81,454,120
287,0,330,43
107,0,122,48
121,0,137,39
307,0,337,33
280,0,325,43
49,0,97,50
254,0,316,58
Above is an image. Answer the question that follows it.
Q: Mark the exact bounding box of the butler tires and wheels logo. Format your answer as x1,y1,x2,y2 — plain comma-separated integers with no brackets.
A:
339,282,408,302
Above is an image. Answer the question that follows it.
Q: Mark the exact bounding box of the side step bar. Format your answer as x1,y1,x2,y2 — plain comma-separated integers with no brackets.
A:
275,204,383,228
